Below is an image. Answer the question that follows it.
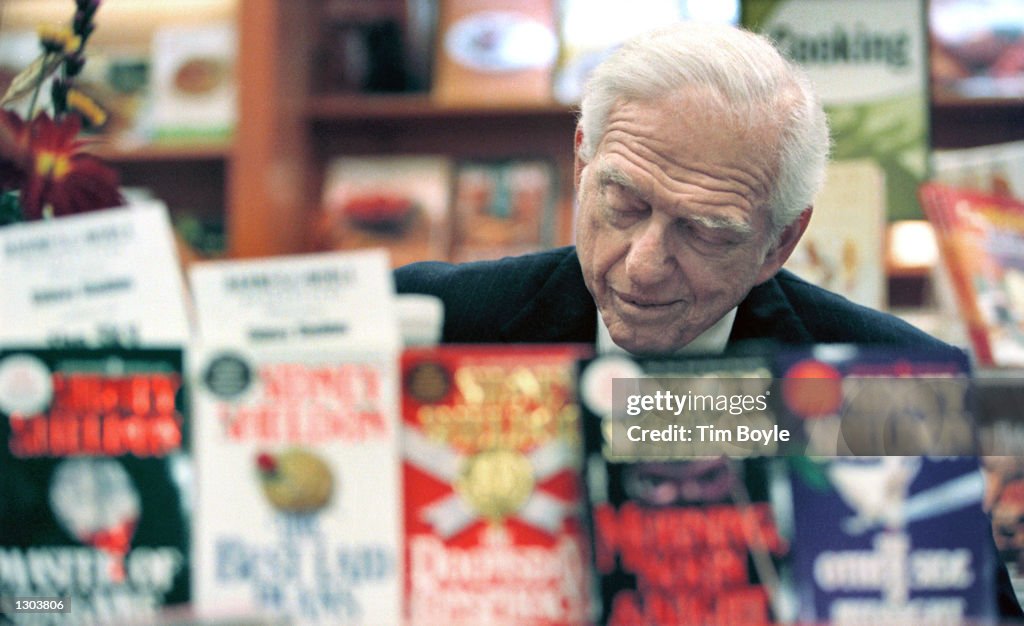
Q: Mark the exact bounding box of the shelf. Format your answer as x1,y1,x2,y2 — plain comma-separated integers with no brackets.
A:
305,94,576,121
932,91,1024,110
91,140,233,162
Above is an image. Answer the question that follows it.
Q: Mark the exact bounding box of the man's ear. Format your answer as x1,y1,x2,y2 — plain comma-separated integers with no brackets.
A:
755,206,812,284
573,125,585,192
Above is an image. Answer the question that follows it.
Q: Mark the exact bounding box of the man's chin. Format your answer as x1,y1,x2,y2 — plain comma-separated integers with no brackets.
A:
611,331,684,356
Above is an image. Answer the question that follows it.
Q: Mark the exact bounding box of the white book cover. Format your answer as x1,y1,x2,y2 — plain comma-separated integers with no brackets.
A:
785,159,887,308
150,22,237,141
0,202,190,347
189,249,402,624
190,344,402,625
188,249,400,353
932,139,1024,199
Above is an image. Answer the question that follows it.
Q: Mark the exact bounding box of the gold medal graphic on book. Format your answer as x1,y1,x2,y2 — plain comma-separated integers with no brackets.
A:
456,448,535,521
256,448,334,513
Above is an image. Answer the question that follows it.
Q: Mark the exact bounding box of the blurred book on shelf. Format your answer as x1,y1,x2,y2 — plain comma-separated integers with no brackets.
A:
313,0,433,94
933,140,1024,199
150,23,236,143
451,158,557,262
930,0,1024,99
920,182,1024,367
553,0,738,105
785,159,887,309
316,155,453,267
432,0,559,106
745,0,930,222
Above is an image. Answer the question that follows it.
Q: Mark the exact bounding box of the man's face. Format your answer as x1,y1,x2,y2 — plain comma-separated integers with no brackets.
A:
575,92,788,354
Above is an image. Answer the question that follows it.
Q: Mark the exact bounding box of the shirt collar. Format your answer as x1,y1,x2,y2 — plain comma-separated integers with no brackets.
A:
596,307,738,356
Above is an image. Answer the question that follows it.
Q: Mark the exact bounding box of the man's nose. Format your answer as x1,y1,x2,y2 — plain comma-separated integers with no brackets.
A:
625,220,674,286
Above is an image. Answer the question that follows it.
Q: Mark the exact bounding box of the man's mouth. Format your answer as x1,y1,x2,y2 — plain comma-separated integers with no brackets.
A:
613,290,683,310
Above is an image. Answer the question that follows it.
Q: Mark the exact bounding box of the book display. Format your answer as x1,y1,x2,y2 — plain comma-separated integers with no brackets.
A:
5,0,1024,622
0,201,1020,622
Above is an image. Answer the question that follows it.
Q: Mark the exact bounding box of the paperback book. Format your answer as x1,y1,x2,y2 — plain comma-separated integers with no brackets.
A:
775,345,996,625
317,156,452,267
190,345,402,625
401,345,591,625
451,159,557,262
576,354,785,626
0,347,190,624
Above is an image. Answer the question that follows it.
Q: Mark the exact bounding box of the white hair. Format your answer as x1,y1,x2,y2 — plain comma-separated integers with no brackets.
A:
578,22,830,235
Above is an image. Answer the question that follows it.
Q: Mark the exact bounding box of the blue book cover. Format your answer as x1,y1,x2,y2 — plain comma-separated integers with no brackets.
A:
776,346,996,624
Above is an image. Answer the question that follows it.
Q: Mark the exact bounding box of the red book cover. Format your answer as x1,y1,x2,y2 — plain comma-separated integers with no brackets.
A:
400,345,591,625
919,182,1024,367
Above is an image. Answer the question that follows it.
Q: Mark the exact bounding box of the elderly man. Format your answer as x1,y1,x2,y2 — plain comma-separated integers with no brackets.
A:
397,23,945,354
396,22,1022,617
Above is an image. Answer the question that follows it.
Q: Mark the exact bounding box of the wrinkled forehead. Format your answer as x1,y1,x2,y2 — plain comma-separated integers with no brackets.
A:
593,92,782,207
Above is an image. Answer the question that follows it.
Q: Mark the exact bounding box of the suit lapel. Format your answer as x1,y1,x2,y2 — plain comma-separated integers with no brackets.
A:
500,248,597,343
730,272,814,345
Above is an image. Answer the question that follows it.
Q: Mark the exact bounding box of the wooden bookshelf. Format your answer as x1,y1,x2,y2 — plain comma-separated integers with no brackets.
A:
229,0,579,258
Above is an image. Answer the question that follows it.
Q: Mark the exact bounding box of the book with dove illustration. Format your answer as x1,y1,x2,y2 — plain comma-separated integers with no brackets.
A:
775,346,997,625
400,345,592,625
575,353,787,626
0,347,190,624
188,249,403,624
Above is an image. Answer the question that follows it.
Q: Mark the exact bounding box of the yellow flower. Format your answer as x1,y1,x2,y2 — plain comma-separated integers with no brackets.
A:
67,89,107,128
36,25,82,54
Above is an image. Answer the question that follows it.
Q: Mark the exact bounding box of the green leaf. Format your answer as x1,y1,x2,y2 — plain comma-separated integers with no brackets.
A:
1,53,62,106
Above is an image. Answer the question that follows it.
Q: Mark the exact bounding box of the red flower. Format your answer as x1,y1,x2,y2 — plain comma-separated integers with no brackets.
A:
1,110,122,220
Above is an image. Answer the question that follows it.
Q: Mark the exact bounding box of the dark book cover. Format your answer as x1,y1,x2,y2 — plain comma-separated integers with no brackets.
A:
0,347,189,624
577,354,785,626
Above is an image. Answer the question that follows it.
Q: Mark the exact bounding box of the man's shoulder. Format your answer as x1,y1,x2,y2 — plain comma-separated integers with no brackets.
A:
395,247,581,342
395,247,575,305
772,269,956,351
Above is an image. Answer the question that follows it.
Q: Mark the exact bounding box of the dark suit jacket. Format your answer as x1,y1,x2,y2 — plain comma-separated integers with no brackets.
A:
396,246,954,350
397,246,1024,618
